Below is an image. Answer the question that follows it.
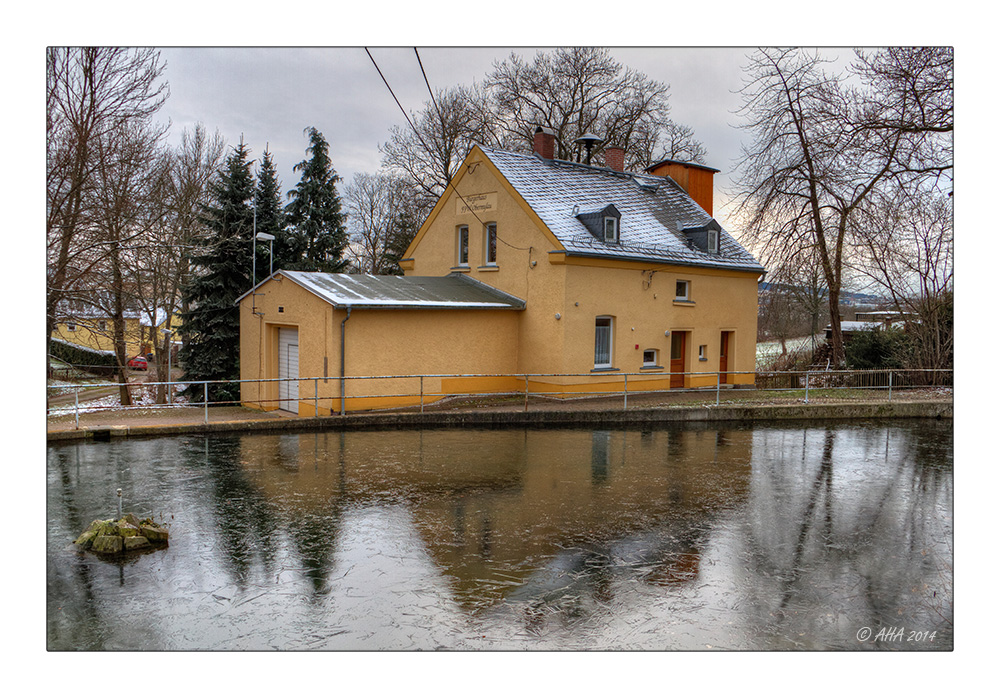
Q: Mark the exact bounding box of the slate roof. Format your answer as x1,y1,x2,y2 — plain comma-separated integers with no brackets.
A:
481,146,765,274
239,270,526,310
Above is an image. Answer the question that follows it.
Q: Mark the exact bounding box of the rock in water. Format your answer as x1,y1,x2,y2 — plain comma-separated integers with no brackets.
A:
92,535,123,554
124,536,151,551
73,529,98,550
118,522,140,538
140,525,169,543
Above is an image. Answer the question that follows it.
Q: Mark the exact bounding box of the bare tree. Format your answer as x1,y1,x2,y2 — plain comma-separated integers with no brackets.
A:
486,47,704,169
46,48,169,360
379,85,499,205
851,188,953,373
90,117,168,405
345,171,427,275
734,48,952,366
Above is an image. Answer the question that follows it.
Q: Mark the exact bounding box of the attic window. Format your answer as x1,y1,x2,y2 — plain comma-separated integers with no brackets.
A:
577,204,622,245
604,217,619,243
708,229,719,254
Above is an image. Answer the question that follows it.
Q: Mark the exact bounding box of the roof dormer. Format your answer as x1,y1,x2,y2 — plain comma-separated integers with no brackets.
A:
678,218,723,254
577,204,622,244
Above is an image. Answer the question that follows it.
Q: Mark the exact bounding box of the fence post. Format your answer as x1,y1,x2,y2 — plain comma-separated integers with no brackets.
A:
805,371,810,404
524,375,529,412
74,387,79,430
716,372,721,406
420,376,424,414
314,378,319,417
888,370,893,403
204,382,209,424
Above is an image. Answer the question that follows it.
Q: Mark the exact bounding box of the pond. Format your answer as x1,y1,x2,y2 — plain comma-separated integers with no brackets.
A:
47,420,952,650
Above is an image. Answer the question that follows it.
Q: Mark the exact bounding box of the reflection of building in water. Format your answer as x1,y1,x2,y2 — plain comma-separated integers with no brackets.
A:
237,427,752,609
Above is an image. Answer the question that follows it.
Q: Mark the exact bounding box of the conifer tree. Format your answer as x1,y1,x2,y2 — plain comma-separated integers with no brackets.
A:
284,127,348,271
254,148,286,275
179,140,254,402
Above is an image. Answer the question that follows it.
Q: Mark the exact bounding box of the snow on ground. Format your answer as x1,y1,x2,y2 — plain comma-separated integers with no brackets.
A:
756,334,823,364
47,383,192,415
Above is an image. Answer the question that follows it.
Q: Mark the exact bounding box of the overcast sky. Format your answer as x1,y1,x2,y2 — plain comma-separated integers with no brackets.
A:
154,47,791,231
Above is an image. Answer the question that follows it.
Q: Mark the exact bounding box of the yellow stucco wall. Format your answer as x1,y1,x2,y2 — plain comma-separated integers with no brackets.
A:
52,317,143,358
240,273,522,415
404,146,760,393
240,146,760,412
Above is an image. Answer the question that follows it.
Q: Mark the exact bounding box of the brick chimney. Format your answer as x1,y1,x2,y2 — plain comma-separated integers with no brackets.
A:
604,146,625,172
533,126,556,160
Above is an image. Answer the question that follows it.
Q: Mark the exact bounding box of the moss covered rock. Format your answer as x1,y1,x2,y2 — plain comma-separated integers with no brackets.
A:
123,536,151,551
92,535,123,554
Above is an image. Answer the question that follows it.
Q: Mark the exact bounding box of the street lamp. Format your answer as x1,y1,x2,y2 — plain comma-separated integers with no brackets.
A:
252,231,275,316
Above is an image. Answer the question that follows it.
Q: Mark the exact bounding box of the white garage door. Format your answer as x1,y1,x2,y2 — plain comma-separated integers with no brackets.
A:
278,327,298,411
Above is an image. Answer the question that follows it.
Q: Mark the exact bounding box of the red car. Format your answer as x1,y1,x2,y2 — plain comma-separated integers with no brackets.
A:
127,355,148,370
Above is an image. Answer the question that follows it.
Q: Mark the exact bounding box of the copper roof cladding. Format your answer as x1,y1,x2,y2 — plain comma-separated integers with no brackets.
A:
238,270,526,310
481,146,765,275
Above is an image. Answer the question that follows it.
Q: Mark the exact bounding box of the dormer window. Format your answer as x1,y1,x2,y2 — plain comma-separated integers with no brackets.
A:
679,218,723,255
604,216,618,243
577,204,622,245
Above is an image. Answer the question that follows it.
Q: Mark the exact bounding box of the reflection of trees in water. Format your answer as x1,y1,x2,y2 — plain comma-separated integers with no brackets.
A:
198,436,280,589
47,445,105,649
745,423,952,646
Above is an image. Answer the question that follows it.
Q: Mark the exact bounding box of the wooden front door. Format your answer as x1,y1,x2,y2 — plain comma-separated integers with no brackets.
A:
670,332,686,388
719,331,731,384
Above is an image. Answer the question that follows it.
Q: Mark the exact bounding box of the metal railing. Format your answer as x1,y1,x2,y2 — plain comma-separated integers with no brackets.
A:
47,368,953,428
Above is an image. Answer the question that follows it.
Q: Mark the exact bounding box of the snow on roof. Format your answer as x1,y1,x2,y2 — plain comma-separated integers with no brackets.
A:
480,146,765,274
238,270,526,310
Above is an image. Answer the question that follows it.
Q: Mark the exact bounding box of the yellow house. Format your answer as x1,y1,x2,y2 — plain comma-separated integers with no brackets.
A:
239,130,765,414
52,299,182,361
52,299,144,358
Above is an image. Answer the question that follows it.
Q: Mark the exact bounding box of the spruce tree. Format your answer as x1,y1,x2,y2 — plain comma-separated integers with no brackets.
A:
284,127,348,272
254,148,287,275
179,140,255,403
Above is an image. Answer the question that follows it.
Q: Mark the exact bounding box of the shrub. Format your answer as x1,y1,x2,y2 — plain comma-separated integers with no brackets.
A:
845,327,911,370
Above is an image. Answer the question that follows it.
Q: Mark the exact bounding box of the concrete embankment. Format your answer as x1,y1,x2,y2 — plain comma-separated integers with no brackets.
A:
47,400,953,443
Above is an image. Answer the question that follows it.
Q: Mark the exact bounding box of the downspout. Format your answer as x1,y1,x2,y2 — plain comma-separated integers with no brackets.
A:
340,306,352,415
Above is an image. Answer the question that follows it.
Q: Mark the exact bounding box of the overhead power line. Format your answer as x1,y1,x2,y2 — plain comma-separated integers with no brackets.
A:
364,47,530,253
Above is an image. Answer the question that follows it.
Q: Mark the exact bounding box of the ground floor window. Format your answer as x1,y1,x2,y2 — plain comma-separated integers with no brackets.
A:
594,317,613,368
642,348,658,367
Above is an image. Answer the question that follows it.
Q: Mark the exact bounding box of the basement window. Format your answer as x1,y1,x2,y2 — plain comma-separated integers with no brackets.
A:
642,349,659,367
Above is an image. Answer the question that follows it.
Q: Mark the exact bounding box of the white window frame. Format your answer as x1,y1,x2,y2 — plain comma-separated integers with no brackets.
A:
642,348,658,367
675,279,690,301
484,222,498,265
594,316,614,369
67,322,77,332
699,344,707,360
457,225,469,266
604,216,618,243
708,229,719,254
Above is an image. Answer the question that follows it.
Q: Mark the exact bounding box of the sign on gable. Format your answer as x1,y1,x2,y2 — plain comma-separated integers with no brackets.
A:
457,192,496,216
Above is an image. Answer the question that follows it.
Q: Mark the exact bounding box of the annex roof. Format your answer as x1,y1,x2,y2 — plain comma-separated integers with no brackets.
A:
240,270,526,310
480,146,765,274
